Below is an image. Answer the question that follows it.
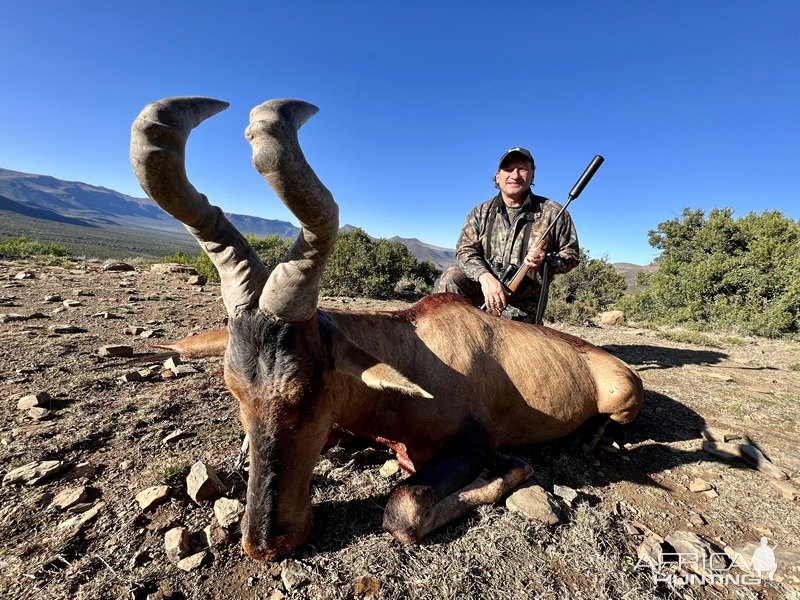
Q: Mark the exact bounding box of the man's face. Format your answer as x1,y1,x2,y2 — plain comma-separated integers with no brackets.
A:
495,156,534,199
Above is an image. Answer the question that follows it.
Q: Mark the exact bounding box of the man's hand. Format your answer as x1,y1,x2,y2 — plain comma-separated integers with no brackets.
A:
479,272,508,312
523,245,546,270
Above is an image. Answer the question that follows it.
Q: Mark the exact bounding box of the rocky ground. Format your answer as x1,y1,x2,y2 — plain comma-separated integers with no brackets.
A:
0,257,798,600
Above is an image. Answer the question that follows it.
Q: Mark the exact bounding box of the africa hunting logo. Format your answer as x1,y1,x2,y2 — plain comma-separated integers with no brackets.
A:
634,536,779,587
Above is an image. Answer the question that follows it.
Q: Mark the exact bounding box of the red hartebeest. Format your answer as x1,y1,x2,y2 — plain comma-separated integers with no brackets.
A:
130,97,643,562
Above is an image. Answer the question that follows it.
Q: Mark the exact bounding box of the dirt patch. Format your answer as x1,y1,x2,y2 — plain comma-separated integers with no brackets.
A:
1,258,798,599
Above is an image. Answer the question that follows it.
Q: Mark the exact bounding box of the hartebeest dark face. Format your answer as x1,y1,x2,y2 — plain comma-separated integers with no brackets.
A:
224,312,333,560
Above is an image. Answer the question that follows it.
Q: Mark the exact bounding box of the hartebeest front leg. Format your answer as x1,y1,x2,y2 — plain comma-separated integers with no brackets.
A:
382,428,533,543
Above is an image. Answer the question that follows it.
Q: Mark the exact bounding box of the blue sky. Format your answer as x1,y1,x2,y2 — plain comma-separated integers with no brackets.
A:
1,1,798,264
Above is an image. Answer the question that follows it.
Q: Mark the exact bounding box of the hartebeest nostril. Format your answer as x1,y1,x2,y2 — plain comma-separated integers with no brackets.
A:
241,510,313,562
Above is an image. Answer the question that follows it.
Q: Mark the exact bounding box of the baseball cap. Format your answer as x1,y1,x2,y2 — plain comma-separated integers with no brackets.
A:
498,147,535,170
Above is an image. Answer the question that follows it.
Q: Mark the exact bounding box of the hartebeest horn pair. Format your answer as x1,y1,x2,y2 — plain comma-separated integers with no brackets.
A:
130,96,336,322
132,97,431,399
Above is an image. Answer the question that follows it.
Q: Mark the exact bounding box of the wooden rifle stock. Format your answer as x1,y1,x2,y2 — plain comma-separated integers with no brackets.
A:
485,237,547,317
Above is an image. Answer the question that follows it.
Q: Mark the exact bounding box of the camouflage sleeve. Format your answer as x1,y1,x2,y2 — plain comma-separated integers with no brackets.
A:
548,209,580,274
455,204,493,281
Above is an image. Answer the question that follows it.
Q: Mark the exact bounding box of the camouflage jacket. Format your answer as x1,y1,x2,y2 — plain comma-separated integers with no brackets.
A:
456,192,580,287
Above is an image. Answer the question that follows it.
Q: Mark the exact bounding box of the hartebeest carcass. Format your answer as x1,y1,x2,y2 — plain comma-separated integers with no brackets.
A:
130,97,643,562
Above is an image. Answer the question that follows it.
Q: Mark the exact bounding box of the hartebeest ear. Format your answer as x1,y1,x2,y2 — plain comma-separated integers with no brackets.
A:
152,328,229,358
329,330,433,399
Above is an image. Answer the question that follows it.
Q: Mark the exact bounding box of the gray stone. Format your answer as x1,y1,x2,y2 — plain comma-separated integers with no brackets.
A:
187,275,207,286
688,478,712,493
62,299,84,308
203,520,231,547
177,550,207,572
102,260,135,272
120,371,144,382
162,429,193,445
164,527,191,563
124,326,145,336
162,356,182,370
636,534,664,568
213,497,244,529
136,485,170,511
150,263,198,275
51,486,89,510
505,482,562,525
3,460,64,485
0,313,26,323
91,311,121,319
599,310,625,325
17,391,51,410
98,344,134,358
140,329,159,339
186,461,226,504
49,324,86,334
28,407,53,420
281,560,310,592
171,364,197,377
57,501,104,529
14,271,35,280
552,484,579,505
44,294,62,302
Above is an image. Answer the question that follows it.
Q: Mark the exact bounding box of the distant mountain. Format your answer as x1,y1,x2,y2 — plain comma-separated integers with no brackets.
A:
0,167,455,268
612,261,658,291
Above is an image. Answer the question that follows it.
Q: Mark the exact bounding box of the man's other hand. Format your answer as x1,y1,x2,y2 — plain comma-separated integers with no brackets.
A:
479,272,508,312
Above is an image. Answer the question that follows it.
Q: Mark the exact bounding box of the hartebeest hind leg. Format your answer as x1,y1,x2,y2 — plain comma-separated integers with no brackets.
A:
383,447,533,544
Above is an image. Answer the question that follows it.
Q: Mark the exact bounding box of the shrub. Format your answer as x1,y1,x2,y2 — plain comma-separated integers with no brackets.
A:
545,251,627,324
157,230,440,299
321,229,439,298
620,208,800,337
0,236,70,258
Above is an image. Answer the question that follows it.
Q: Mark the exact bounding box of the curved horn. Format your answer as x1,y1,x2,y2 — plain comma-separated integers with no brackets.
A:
246,99,339,322
131,97,269,317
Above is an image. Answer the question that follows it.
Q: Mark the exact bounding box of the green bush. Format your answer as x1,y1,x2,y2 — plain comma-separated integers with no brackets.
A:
620,208,800,337
544,251,627,324
157,230,440,299
321,229,439,298
0,236,70,258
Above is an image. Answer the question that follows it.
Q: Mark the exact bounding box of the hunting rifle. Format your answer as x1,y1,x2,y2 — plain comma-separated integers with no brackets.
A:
484,155,605,318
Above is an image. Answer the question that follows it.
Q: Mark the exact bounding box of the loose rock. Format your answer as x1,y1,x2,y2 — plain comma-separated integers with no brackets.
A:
124,326,145,336
164,527,191,564
214,497,244,529
62,299,83,308
163,356,182,370
51,486,89,511
49,324,86,334
0,313,26,323
15,271,35,280
186,461,226,504
281,560,311,592
162,430,193,445
177,550,207,572
44,294,62,302
505,482,562,525
58,501,104,530
28,407,52,420
171,364,197,377
187,275,207,286
120,371,145,382
552,484,579,506
203,520,231,547
136,485,170,511
688,478,712,493
151,263,198,275
3,460,64,486
102,260,135,272
17,391,52,410
599,310,624,325
98,344,134,358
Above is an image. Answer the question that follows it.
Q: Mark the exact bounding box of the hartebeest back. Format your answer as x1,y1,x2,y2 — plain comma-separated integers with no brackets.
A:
131,97,643,561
